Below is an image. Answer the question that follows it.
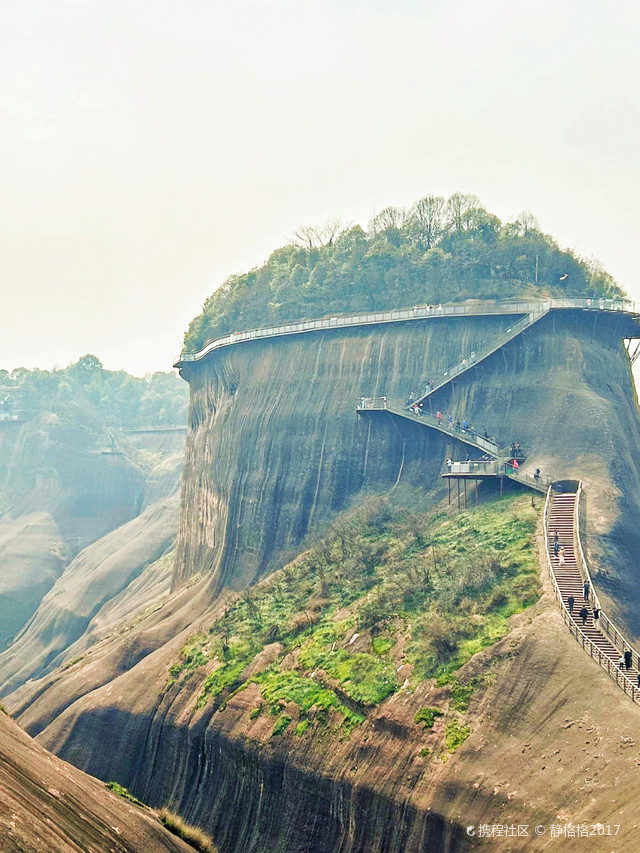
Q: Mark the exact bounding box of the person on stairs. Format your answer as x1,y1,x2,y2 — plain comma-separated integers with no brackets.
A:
583,579,590,600
558,546,565,567
624,649,632,670
567,595,575,614
579,606,588,626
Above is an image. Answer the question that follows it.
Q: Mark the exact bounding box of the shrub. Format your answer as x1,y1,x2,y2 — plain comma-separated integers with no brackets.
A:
272,714,292,736
106,782,145,808
414,707,444,730
445,719,471,752
158,808,217,853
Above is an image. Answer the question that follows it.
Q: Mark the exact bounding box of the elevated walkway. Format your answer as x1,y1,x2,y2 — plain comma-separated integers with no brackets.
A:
357,398,500,457
545,483,640,704
411,301,551,406
176,296,640,366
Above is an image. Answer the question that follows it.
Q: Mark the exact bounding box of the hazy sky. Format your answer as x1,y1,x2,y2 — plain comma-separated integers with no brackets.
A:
1,0,639,376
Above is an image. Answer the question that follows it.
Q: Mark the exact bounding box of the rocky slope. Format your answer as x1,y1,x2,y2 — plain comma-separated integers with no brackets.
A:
0,427,185,691
0,708,195,852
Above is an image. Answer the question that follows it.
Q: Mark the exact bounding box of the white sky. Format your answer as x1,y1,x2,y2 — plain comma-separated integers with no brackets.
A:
1,0,639,376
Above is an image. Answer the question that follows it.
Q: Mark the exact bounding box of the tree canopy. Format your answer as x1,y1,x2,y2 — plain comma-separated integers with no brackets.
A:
184,193,624,352
0,360,188,430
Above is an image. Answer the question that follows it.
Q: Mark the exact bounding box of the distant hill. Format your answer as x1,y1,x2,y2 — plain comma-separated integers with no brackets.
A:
184,193,623,350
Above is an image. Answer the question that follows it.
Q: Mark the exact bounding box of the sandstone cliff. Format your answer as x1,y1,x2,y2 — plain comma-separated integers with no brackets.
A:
5,307,640,853
176,309,640,635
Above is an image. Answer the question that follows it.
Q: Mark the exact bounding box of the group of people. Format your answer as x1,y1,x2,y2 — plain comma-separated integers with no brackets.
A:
553,530,640,686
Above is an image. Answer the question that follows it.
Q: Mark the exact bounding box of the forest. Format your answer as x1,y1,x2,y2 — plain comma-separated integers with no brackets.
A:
184,193,623,351
0,356,188,430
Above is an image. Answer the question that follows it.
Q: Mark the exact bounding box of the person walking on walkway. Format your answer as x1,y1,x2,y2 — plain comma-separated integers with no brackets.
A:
554,539,560,557
512,459,519,475
568,595,575,614
558,546,565,567
579,606,588,626
446,458,452,472
436,411,442,425
583,579,590,600
593,606,600,624
624,649,632,671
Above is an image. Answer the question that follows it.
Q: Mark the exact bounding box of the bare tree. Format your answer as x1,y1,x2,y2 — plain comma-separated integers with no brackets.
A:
409,195,445,249
445,192,482,233
368,205,407,234
290,224,323,250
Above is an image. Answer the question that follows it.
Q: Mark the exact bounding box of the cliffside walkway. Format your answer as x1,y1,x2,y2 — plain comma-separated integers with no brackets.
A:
176,296,640,366
545,483,640,703
409,301,551,407
357,398,550,495
357,398,501,456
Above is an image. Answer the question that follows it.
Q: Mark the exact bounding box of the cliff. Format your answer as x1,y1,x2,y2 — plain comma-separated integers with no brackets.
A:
5,305,640,853
0,427,185,691
175,308,640,636
0,708,195,852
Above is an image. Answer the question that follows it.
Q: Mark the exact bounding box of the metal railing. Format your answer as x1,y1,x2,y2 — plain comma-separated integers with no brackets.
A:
543,484,640,703
357,397,500,457
412,302,551,404
176,296,640,365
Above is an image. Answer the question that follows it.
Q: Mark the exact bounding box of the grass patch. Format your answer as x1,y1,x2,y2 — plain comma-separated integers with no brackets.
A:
256,670,364,732
414,707,444,730
436,675,474,713
271,714,292,736
167,493,540,739
445,719,471,752
371,635,395,655
106,782,145,808
249,705,262,720
158,808,217,853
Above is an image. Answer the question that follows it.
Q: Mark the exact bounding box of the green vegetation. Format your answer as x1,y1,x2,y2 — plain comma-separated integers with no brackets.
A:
271,714,292,736
414,707,444,730
0,703,8,716
168,493,540,746
184,193,623,350
0,356,187,429
158,808,217,853
106,781,146,808
445,719,472,752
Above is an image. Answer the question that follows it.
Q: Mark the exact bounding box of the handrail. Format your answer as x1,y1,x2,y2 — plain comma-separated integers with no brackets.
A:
544,484,640,703
572,483,640,671
411,302,551,404
176,296,640,365
357,397,501,457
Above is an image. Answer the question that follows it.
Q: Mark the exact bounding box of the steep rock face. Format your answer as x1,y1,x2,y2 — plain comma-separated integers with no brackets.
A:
0,493,179,694
0,431,185,692
0,511,64,645
0,710,194,852
175,310,640,634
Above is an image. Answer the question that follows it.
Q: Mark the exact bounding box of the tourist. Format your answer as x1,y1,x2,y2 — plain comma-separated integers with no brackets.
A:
558,546,565,567
583,580,590,600
446,458,452,471
593,606,600,624
579,606,588,626
624,649,632,671
436,411,443,425
554,540,559,557
568,595,575,614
